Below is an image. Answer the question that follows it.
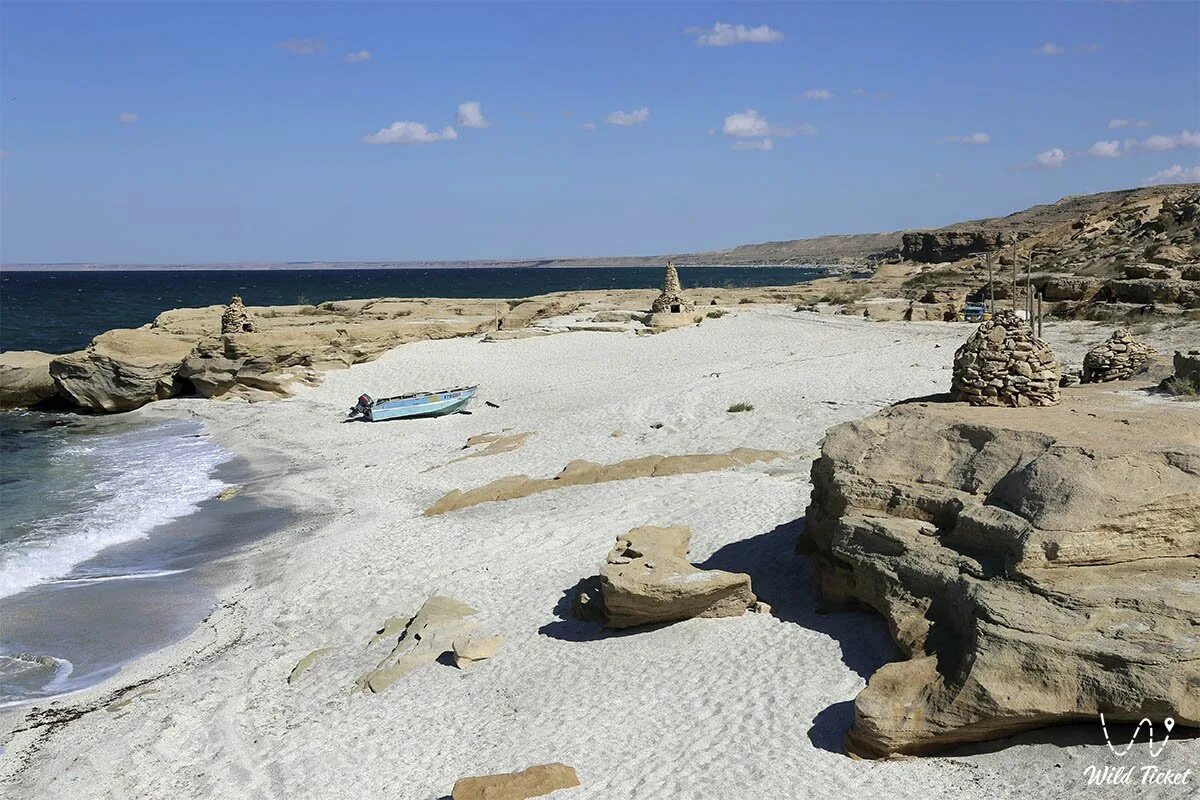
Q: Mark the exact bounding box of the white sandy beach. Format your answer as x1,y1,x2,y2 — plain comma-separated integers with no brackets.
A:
2,307,1196,799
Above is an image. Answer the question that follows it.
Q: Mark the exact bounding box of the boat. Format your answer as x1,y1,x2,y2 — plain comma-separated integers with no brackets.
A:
348,385,478,422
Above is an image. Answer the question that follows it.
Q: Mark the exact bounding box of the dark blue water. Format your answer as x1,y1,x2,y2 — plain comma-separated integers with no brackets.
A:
0,266,831,354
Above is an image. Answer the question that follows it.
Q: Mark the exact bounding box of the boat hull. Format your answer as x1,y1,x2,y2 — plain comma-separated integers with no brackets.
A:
351,386,478,422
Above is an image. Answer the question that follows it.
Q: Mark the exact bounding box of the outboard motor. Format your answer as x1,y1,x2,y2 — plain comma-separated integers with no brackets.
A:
349,393,374,417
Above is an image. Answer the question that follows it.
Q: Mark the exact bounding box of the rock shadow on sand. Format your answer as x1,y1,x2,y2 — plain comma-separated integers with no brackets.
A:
537,577,673,642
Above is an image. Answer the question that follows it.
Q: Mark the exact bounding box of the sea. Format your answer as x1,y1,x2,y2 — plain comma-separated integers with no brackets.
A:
0,264,833,703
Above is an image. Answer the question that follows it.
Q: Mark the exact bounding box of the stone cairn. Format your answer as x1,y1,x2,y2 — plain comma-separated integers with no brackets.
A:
1081,328,1157,383
651,261,693,314
220,295,257,334
951,310,1061,407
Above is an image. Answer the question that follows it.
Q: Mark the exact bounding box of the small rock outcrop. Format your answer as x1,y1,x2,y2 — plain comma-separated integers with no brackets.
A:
220,295,256,334
0,350,59,409
1081,328,1158,383
451,763,580,800
650,262,693,314
800,395,1200,757
357,596,483,693
950,310,1061,407
575,526,756,628
49,329,198,412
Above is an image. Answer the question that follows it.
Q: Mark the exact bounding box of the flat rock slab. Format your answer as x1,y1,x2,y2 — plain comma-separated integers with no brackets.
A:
425,448,790,515
452,763,580,800
357,596,479,693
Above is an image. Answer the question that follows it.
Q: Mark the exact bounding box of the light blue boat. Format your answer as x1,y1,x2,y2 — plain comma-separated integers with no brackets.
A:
348,386,478,422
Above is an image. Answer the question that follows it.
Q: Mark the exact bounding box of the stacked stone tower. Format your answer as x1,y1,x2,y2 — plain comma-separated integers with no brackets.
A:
1081,329,1157,383
651,261,693,314
221,295,257,334
951,310,1061,407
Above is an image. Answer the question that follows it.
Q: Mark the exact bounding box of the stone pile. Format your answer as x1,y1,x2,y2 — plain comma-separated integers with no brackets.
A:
950,310,1061,407
650,261,693,314
220,295,257,334
1081,328,1157,383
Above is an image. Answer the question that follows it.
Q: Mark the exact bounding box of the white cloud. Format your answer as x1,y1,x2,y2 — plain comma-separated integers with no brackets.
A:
363,121,458,145
606,107,650,126
1087,140,1122,158
722,109,815,139
1037,42,1064,56
278,38,326,56
723,109,770,137
691,22,783,47
1107,118,1151,129
732,138,773,152
1141,130,1200,151
1143,164,1200,185
456,101,489,129
943,132,990,145
117,112,138,124
580,122,596,131
803,89,834,101
1036,148,1067,168
345,50,371,63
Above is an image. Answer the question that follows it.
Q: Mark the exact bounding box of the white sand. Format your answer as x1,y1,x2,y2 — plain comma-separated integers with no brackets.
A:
3,308,1196,798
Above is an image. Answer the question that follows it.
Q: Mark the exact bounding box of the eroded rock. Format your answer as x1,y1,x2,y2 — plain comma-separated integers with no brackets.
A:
800,394,1200,757
586,525,756,628
49,329,197,412
357,596,479,693
0,350,60,409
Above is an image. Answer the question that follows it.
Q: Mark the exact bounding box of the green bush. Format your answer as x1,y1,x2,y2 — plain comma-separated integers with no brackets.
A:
726,402,754,413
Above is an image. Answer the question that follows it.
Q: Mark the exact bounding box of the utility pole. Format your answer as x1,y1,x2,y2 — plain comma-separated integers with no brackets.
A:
1026,250,1033,324
985,251,994,314
1011,242,1018,313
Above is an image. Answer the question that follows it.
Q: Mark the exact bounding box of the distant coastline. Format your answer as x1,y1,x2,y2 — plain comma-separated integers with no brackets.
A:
0,259,852,272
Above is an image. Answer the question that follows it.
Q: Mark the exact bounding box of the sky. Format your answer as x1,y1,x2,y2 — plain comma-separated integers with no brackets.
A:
0,1,1198,264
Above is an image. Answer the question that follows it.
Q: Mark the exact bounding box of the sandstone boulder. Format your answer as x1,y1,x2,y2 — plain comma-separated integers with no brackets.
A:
1081,328,1157,383
49,329,197,412
800,394,1200,757
0,350,60,409
452,763,580,800
1041,276,1100,301
578,526,756,628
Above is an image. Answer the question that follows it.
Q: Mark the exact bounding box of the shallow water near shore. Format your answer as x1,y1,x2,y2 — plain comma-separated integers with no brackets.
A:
0,415,290,705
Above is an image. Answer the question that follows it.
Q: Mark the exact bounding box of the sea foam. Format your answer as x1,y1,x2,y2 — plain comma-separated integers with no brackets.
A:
0,420,231,599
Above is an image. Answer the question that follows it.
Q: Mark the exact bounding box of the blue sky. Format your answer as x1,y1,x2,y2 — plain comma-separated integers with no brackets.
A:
1,1,1198,264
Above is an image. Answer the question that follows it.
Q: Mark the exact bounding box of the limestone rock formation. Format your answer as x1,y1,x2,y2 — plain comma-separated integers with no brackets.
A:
650,262,693,314
0,350,60,409
900,230,1019,263
799,393,1200,757
950,310,1061,407
357,596,480,693
220,295,256,334
425,448,790,515
451,763,580,800
1081,328,1158,383
49,329,197,412
576,525,756,628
